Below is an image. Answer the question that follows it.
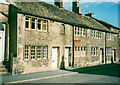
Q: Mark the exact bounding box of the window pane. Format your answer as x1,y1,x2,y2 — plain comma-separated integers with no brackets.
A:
81,47,83,51
96,47,98,56
43,20,47,31
78,47,80,51
25,45,29,60
25,16,29,29
94,48,96,56
38,19,41,30
78,27,80,35
83,28,86,36
31,18,35,29
91,47,93,56
75,47,77,51
43,47,47,59
81,28,83,36
75,27,77,35
37,46,42,59
25,21,29,28
94,30,96,38
26,17,29,20
31,46,36,60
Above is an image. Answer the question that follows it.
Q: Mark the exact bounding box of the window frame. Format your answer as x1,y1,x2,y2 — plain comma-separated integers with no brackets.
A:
24,45,30,60
25,16,30,29
42,46,48,59
42,20,48,32
37,19,42,31
75,27,77,36
83,28,86,37
37,46,42,60
94,30,96,38
78,27,80,36
91,47,94,56
31,46,36,60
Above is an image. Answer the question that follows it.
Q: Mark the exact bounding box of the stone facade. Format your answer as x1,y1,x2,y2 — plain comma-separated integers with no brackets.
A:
17,13,72,74
1,2,119,74
74,27,119,67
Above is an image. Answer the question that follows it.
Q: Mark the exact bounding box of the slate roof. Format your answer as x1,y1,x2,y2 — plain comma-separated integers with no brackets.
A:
12,2,117,33
93,18,120,30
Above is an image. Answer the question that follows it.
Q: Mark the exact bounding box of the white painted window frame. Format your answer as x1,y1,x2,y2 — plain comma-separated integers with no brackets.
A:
75,47,78,57
83,28,86,37
25,16,30,30
42,20,48,32
78,27,80,36
37,19,42,31
31,46,36,60
24,45,30,60
81,28,84,37
37,46,42,60
31,18,36,30
75,27,77,36
43,46,48,59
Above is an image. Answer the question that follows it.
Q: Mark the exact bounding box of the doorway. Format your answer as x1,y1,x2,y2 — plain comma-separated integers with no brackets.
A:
52,47,58,69
100,48,104,63
0,32,4,62
112,49,116,62
65,47,71,67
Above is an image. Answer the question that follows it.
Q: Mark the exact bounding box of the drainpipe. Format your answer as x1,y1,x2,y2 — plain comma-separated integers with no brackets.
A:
105,32,107,64
72,26,74,67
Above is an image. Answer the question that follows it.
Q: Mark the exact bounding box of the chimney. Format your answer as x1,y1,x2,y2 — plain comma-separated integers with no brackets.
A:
72,0,81,14
54,0,63,8
85,12,94,17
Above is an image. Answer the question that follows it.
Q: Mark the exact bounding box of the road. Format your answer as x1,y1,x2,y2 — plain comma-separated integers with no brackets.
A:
2,63,120,84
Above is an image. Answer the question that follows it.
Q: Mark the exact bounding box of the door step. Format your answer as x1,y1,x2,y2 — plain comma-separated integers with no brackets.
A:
0,62,8,75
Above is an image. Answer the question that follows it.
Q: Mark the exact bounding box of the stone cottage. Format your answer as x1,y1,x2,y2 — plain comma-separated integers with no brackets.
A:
0,3,9,75
1,0,120,74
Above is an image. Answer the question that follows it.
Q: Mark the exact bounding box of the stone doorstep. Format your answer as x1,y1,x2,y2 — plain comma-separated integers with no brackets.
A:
0,68,7,72
0,71,8,75
7,72,78,83
0,65,5,68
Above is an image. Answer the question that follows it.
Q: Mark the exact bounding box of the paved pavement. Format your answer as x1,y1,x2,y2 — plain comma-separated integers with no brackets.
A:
1,63,120,84
1,70,77,83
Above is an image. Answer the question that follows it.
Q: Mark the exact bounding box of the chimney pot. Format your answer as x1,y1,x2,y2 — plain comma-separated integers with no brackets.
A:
72,0,81,14
54,0,63,8
85,12,94,17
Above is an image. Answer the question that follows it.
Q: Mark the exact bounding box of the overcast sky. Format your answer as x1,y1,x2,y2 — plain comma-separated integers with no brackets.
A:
0,0,119,27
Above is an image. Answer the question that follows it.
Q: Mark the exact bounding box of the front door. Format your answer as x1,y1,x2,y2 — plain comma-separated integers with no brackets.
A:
0,32,4,62
100,49,104,63
112,49,116,62
52,48,58,69
65,48,69,67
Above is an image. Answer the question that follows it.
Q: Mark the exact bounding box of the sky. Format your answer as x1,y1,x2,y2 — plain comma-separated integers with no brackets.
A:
47,0,119,28
0,0,119,28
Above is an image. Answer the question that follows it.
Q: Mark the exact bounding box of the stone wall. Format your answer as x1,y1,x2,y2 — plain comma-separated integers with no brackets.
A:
17,13,72,74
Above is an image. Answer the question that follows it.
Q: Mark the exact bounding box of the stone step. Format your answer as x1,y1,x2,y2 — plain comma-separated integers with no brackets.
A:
0,65,5,68
0,68,7,72
0,71,8,75
0,62,8,75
